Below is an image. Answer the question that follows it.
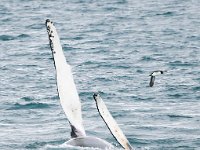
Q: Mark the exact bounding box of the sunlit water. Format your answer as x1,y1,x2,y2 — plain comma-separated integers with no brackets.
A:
0,0,200,149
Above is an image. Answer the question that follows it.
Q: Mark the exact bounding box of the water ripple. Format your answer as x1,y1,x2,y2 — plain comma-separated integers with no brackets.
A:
7,102,52,110
0,0,199,149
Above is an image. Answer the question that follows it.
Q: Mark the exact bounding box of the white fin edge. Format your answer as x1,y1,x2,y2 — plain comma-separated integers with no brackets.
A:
93,93,133,150
46,19,86,137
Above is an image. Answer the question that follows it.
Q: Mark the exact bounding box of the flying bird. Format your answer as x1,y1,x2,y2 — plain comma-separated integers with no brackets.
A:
149,70,164,87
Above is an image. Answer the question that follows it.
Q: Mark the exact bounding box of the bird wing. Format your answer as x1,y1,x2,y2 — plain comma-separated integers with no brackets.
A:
149,76,155,87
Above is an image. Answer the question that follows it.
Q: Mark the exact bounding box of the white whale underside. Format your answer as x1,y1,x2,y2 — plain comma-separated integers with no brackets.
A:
66,136,113,149
46,19,133,150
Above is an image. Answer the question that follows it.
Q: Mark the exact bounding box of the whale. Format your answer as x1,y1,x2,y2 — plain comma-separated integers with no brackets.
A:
45,19,133,150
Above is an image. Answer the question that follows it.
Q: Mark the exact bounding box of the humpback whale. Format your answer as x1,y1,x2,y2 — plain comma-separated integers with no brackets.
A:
149,70,164,87
45,19,133,150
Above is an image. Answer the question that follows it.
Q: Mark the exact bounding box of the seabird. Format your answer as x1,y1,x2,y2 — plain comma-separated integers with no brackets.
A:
149,70,164,87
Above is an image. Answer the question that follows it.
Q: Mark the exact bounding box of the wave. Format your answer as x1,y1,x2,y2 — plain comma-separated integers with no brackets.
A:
0,35,15,41
26,140,118,150
21,96,35,101
156,11,175,16
0,34,30,41
167,114,193,119
169,60,196,67
7,102,52,110
17,34,30,38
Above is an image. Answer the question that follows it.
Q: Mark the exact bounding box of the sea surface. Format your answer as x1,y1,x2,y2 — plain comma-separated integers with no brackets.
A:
0,0,200,150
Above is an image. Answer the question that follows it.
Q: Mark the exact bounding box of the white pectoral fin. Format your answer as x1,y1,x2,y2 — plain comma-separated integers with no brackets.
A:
46,19,86,137
93,93,133,150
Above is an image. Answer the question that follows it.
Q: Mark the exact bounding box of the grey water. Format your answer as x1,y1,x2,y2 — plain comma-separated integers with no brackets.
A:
0,0,200,150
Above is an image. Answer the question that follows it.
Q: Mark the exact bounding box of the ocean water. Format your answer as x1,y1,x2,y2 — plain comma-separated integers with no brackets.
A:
0,0,200,150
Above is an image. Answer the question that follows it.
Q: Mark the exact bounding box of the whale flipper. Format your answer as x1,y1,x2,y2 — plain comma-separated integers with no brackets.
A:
46,19,86,138
93,93,133,150
46,19,134,149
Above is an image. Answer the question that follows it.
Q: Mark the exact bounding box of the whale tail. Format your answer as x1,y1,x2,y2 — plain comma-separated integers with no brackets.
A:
46,19,86,138
93,93,133,150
